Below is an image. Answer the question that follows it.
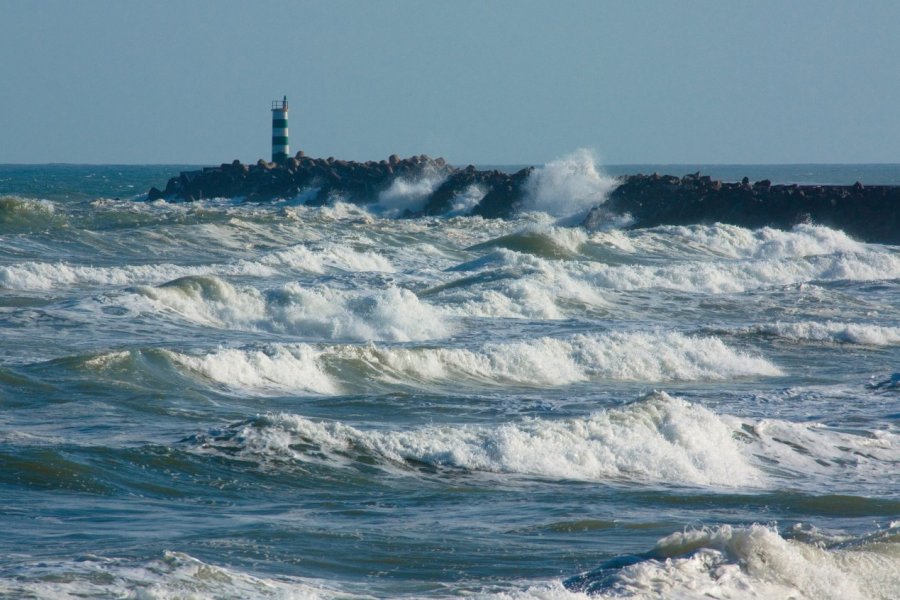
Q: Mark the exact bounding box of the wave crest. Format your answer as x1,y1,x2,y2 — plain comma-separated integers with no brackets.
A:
189,392,762,487
136,277,450,342
567,524,900,599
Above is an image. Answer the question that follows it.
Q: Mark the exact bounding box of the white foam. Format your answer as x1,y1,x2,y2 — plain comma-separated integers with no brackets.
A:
376,167,448,217
522,149,618,219
135,275,268,328
357,331,781,386
727,414,899,491
0,551,359,600
169,344,339,396
178,331,778,395
0,260,202,291
439,249,609,319
0,241,393,291
749,320,900,345
254,242,395,273
134,277,451,341
448,184,487,215
436,232,900,322
212,392,762,487
0,195,56,217
610,223,870,260
573,524,900,600
585,247,900,294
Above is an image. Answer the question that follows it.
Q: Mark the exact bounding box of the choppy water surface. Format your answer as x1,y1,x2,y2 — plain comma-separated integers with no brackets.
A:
1,162,899,599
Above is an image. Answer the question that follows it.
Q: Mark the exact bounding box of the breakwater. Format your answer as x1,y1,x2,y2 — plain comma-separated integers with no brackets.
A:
590,172,900,245
147,152,534,218
148,153,900,243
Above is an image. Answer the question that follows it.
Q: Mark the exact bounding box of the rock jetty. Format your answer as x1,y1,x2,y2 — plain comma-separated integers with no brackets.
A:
148,154,900,244
147,152,533,217
587,172,900,245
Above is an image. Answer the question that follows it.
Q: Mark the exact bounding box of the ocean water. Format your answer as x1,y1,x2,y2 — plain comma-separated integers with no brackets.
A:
1,156,899,599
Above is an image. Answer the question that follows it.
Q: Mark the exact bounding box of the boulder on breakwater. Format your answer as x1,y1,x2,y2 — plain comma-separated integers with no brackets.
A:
586,172,900,245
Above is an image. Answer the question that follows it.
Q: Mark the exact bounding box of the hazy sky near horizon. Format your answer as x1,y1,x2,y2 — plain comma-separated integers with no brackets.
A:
2,0,899,165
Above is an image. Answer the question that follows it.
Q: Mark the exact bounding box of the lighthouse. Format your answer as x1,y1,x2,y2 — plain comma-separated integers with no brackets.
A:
271,96,289,163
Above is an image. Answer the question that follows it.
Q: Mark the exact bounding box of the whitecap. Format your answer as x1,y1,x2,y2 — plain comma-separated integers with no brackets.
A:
567,524,900,600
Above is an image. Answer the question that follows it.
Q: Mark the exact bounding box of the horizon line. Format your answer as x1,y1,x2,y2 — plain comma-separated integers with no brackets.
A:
3,160,900,168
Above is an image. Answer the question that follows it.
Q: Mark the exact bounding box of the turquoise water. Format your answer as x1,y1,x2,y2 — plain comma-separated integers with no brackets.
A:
1,160,898,598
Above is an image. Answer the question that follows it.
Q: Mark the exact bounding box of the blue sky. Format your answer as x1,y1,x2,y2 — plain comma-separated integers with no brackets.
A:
2,0,899,165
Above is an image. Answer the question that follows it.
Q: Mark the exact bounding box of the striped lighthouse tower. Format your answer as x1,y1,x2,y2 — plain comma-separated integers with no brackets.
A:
271,96,289,163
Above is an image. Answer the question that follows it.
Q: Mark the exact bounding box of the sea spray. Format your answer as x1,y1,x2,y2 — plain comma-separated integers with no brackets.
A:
521,149,618,221
376,166,449,217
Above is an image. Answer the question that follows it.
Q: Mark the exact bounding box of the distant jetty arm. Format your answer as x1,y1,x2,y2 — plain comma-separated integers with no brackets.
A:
148,154,900,244
589,173,900,245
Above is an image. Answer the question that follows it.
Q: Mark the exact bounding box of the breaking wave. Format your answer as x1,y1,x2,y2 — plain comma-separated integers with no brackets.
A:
746,320,900,345
566,524,900,600
188,392,763,487
440,238,900,317
468,224,589,260
0,195,60,233
0,242,393,291
134,276,449,342
594,223,871,260
161,330,779,396
0,551,359,600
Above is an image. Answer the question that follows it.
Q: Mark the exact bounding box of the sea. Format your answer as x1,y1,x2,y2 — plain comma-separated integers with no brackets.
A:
1,155,899,599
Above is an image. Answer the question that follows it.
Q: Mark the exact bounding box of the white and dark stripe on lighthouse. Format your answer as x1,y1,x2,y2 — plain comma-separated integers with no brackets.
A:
271,96,289,163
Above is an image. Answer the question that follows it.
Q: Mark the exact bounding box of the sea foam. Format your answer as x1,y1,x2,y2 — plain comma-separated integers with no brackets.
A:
727,414,899,492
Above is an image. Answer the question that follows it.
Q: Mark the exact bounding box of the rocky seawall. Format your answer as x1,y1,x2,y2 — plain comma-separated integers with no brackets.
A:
148,154,900,244
589,173,900,245
147,152,533,218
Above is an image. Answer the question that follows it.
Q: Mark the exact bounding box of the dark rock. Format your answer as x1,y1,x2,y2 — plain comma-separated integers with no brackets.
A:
592,172,900,245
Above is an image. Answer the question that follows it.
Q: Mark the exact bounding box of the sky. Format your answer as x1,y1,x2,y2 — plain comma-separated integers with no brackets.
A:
2,0,899,165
